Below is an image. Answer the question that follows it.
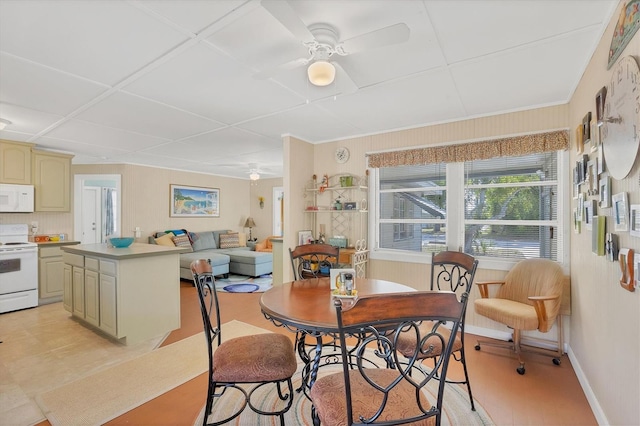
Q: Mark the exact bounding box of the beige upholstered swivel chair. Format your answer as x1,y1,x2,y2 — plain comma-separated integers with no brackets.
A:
474,258,565,375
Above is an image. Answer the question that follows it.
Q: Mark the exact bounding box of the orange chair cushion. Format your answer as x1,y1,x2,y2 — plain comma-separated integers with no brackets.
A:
474,298,539,331
311,369,434,426
213,333,296,383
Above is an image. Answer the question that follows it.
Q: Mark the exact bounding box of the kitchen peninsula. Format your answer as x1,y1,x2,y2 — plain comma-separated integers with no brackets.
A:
61,243,188,345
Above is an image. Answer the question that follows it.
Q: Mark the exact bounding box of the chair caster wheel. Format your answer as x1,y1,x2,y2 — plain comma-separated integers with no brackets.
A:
475,344,481,350
516,366,525,375
553,358,561,366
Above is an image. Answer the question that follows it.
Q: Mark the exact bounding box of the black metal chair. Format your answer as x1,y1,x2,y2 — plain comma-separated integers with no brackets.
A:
310,291,466,426
289,243,340,280
190,259,297,425
396,250,478,410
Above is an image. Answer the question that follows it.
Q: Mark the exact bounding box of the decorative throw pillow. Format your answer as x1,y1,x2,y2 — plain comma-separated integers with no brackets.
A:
219,232,240,249
155,232,175,246
172,234,193,252
238,232,247,247
191,231,217,251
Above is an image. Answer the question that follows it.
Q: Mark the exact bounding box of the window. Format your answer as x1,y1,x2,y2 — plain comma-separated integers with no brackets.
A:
372,151,566,267
378,163,447,253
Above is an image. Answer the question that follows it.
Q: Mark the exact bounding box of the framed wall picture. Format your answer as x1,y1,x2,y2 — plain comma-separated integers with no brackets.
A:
605,233,619,261
170,184,219,217
584,199,596,230
612,192,629,232
573,207,581,234
298,230,313,245
597,144,604,175
590,118,600,152
577,193,584,221
575,125,584,154
582,112,591,144
598,173,611,208
595,86,607,124
618,248,635,292
630,204,640,238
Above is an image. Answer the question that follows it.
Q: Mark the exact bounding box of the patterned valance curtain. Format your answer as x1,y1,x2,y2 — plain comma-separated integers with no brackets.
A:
367,130,569,168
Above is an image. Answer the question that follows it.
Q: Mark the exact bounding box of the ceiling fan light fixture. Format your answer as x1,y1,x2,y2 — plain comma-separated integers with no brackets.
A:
249,171,260,181
307,60,335,86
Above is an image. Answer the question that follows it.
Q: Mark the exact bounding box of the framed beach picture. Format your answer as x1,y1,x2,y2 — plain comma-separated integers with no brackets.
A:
170,184,220,217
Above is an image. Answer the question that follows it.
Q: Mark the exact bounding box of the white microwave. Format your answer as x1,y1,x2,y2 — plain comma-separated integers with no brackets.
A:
0,184,35,212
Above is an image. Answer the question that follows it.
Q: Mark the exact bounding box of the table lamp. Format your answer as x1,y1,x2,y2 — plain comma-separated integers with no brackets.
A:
244,217,256,241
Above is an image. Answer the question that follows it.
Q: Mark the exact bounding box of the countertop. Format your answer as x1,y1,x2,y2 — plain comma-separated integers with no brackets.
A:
61,242,189,260
36,240,81,247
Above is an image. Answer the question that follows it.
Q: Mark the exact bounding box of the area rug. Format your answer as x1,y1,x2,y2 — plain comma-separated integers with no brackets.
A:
36,320,270,426
216,274,273,292
195,356,494,426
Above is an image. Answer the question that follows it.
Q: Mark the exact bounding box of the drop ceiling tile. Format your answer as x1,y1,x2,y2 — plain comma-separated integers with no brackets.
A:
426,0,618,64
35,136,127,159
0,0,190,85
122,43,305,124
146,127,281,160
238,103,361,143
45,119,171,151
141,0,248,34
451,28,603,115
105,151,205,171
0,53,108,117
315,70,466,134
75,91,224,140
0,103,63,135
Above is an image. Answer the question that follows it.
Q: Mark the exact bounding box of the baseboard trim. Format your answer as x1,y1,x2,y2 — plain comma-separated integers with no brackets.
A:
465,325,568,352
566,346,609,426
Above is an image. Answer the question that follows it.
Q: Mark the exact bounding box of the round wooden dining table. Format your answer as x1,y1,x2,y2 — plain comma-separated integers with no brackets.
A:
260,277,415,396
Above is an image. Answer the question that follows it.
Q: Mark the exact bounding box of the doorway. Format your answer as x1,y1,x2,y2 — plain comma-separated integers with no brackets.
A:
74,175,121,244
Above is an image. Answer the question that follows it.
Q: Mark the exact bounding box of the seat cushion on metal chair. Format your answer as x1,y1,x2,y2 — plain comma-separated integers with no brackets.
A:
474,298,539,331
311,369,434,426
213,333,296,383
396,321,462,359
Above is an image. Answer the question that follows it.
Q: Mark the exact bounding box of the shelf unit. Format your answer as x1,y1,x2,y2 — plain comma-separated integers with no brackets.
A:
304,173,368,277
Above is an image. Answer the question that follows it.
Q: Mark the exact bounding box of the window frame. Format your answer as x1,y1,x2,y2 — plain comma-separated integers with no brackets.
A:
369,150,570,271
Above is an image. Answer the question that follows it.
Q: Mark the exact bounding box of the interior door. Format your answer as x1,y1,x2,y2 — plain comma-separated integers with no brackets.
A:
81,186,101,244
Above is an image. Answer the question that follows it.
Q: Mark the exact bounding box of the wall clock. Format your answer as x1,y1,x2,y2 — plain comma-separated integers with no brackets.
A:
334,147,350,163
601,55,640,180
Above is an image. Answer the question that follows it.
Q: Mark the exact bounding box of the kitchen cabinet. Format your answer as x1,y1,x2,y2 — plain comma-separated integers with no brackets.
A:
38,242,80,304
0,140,33,184
62,264,72,312
304,173,369,277
62,243,186,345
32,149,73,212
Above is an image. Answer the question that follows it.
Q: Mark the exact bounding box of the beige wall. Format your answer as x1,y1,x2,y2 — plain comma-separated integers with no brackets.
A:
567,2,640,425
0,163,255,243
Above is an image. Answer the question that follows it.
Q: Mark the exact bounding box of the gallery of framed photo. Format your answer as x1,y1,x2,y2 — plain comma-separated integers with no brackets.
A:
170,184,220,217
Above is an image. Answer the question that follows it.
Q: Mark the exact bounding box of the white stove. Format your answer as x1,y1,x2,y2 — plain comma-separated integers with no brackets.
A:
0,224,38,313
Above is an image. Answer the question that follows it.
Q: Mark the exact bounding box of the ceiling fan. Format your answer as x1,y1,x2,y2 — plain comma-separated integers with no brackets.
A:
258,0,410,91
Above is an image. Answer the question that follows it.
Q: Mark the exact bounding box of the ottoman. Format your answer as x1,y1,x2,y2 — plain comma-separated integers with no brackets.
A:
227,251,273,277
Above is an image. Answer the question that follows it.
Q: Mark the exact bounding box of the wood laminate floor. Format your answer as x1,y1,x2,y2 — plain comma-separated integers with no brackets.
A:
23,281,595,425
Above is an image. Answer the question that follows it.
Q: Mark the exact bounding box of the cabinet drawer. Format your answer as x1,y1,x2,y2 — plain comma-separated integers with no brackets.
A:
40,246,63,258
100,259,117,275
85,257,99,271
63,253,84,267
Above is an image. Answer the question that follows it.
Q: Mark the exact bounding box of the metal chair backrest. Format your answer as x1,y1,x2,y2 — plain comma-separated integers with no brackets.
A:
190,259,222,348
333,291,465,425
289,243,340,280
430,251,478,323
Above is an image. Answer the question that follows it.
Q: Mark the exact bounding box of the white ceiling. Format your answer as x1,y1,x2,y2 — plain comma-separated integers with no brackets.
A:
0,0,617,180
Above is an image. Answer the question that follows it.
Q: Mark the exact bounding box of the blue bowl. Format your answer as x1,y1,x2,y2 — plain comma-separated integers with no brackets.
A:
109,237,134,248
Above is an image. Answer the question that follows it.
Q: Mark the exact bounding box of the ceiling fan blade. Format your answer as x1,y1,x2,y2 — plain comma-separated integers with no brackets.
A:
333,62,358,95
254,57,309,80
339,23,410,55
261,0,315,43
